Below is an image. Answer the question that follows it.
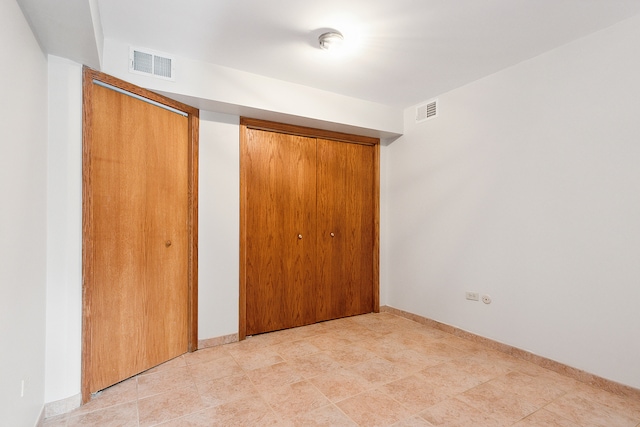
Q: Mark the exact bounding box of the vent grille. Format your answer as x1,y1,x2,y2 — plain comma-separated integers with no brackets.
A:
129,47,174,80
416,99,438,123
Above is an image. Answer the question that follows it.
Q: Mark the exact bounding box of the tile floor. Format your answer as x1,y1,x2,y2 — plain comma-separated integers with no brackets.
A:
44,312,640,426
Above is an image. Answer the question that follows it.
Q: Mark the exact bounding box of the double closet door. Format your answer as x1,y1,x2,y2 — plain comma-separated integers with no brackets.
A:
240,118,379,337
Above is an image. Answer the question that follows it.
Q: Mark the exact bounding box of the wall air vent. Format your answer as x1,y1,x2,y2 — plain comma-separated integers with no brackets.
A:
129,47,175,81
416,99,438,123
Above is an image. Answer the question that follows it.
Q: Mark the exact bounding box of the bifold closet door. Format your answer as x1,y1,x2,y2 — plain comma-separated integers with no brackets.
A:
243,129,317,335
83,73,192,398
316,139,375,322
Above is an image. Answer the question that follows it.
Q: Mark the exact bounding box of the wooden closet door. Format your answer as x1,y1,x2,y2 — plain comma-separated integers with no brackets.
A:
316,139,375,321
243,129,317,335
84,79,190,396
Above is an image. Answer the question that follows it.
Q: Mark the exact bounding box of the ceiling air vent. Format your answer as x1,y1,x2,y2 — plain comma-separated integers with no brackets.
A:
416,99,438,123
129,47,175,81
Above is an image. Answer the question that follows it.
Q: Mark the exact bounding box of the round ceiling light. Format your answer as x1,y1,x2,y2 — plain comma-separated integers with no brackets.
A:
318,31,344,51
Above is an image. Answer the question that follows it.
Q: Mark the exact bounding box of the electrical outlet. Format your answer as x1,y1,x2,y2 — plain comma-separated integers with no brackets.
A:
465,292,479,301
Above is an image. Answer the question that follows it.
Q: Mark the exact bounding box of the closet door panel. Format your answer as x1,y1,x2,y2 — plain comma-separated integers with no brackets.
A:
84,78,191,397
316,139,375,321
244,129,317,335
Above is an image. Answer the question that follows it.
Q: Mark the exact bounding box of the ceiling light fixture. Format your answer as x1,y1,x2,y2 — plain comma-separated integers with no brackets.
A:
318,30,344,51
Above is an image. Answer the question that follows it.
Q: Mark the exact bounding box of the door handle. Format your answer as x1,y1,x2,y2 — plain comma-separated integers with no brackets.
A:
330,232,335,237
165,240,172,247
298,234,303,239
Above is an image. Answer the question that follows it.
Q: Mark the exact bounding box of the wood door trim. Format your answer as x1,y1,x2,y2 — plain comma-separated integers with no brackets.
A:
81,67,199,402
372,142,380,312
238,124,248,340
239,117,380,340
240,117,379,146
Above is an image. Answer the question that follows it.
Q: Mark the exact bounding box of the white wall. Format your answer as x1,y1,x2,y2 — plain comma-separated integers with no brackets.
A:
198,112,240,339
45,56,82,404
0,0,48,424
100,38,402,140
387,15,640,389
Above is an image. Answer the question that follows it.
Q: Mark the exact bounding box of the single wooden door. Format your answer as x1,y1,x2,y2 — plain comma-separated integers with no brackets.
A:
316,139,375,321
83,75,191,397
243,129,317,335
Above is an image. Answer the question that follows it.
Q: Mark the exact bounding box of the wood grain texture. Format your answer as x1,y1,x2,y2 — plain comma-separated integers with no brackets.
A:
239,119,380,337
372,142,380,313
82,67,199,401
241,117,379,146
187,113,199,351
243,129,318,335
239,127,248,340
316,139,375,321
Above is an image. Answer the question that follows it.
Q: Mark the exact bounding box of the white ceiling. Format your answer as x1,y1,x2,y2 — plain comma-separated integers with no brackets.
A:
19,0,640,108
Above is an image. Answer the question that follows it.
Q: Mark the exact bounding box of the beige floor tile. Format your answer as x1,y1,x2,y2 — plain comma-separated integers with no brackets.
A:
196,372,260,407
309,367,371,402
357,334,416,358
288,351,344,379
141,355,187,375
42,414,68,427
571,383,640,420
351,314,404,335
336,388,412,427
409,326,450,342
229,346,285,371
384,348,449,373
323,318,383,340
250,329,299,346
245,361,305,391
456,382,540,424
513,408,581,426
158,395,280,426
390,415,436,426
262,380,332,419
55,312,640,427
226,333,281,352
487,371,567,406
137,365,195,398
418,362,485,396
465,348,527,372
321,316,359,330
67,401,138,427
270,338,322,359
348,356,411,387
408,341,470,360
67,376,137,416
446,356,513,383
513,363,583,392
435,335,484,353
305,332,355,350
138,384,206,427
339,326,390,342
284,403,358,426
419,397,508,427
393,329,448,350
186,355,243,384
297,321,334,335
381,373,449,414
544,392,638,427
183,345,231,365
323,344,378,367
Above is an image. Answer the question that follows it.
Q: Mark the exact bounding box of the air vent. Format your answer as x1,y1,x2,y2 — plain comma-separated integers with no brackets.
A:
129,47,175,80
416,99,438,123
